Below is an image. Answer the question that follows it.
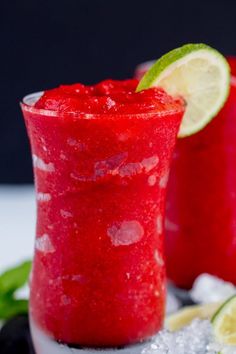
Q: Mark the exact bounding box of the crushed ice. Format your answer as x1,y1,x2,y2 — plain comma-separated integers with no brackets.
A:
142,320,212,354
141,319,236,354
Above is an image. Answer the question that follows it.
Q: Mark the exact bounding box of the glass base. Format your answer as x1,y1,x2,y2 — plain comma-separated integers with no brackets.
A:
31,319,149,354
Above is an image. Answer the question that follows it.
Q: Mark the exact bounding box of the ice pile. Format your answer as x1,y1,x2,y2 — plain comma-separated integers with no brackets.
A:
190,273,236,304
142,319,213,354
141,320,236,354
207,342,236,354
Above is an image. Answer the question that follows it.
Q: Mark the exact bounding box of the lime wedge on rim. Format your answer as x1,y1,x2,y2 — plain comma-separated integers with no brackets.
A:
136,43,230,137
212,295,236,345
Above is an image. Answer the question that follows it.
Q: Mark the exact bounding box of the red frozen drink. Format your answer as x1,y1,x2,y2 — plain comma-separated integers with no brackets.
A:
21,79,184,348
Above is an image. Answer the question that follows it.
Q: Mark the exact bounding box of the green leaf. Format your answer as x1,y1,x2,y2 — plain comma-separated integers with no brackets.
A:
0,260,32,296
0,296,28,320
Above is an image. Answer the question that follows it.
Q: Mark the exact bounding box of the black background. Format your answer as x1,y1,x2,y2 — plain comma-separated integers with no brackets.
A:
0,0,236,183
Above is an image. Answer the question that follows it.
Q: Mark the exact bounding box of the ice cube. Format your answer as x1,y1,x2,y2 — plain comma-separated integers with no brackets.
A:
35,234,55,253
106,97,116,110
60,209,73,218
60,295,71,306
159,171,169,189
94,152,128,177
165,218,179,232
148,175,157,186
37,192,51,202
190,273,236,304
32,154,55,172
141,155,159,172
156,215,163,234
107,220,144,246
119,162,143,177
117,132,130,142
154,249,164,267
67,138,86,151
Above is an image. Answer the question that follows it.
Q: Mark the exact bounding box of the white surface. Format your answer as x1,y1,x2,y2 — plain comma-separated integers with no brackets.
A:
0,185,36,272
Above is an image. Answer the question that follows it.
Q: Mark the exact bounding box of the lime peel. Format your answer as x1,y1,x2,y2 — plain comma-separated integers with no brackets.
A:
137,43,230,137
212,295,236,345
166,302,222,332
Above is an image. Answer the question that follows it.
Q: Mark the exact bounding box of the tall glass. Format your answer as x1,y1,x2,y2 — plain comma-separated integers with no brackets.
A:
21,92,184,351
166,59,236,288
136,58,236,289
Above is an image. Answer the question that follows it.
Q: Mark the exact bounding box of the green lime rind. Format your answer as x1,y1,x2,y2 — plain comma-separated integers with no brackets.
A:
0,260,31,321
136,43,229,93
136,43,230,138
211,295,236,346
137,44,206,92
211,295,236,324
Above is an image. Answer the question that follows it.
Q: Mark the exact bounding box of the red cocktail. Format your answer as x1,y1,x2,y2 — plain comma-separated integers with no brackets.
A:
166,59,236,288
136,58,236,289
21,79,184,349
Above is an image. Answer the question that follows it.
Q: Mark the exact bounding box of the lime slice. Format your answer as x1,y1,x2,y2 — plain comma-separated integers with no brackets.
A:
136,43,230,137
166,302,221,331
212,295,236,345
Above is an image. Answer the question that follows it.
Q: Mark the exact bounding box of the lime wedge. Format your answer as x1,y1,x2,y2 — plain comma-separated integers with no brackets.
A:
166,302,221,331
212,295,236,345
136,43,230,137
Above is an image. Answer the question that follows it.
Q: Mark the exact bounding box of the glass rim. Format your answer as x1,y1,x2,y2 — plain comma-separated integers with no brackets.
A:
20,91,185,119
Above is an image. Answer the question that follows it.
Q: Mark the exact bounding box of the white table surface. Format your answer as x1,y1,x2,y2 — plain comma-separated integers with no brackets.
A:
0,185,36,273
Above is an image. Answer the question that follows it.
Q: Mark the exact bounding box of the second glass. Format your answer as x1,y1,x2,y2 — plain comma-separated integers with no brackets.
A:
136,57,236,289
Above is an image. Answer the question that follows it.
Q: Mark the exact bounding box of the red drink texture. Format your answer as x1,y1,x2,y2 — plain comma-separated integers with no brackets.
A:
136,57,236,289
21,80,184,347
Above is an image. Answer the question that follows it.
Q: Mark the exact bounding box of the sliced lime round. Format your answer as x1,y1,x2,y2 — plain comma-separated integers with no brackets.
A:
136,43,230,137
166,302,221,331
212,295,236,345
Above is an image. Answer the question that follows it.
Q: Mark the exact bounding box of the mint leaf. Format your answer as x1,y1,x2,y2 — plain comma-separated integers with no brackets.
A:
0,296,28,320
0,260,32,296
